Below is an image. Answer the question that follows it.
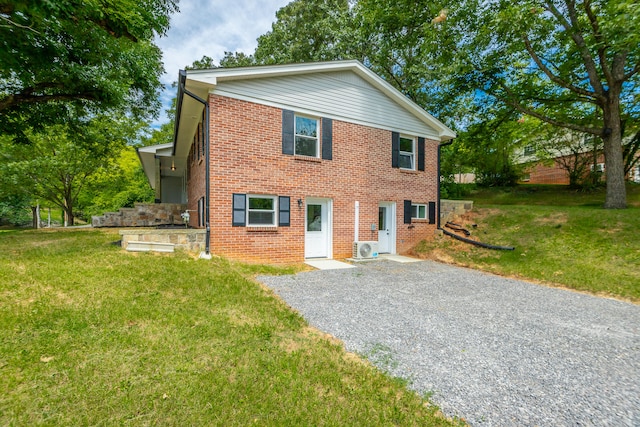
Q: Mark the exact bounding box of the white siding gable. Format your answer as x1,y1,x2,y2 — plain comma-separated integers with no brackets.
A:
209,71,440,139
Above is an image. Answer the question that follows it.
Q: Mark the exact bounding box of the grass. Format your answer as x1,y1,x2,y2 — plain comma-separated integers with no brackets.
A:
0,229,459,426
416,184,640,302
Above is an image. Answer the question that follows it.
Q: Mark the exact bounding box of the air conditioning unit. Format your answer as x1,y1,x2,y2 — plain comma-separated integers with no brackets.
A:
353,241,379,259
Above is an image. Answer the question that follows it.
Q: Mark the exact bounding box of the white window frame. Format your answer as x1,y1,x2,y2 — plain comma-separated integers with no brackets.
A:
399,135,415,170
247,195,278,227
294,114,319,158
411,203,427,220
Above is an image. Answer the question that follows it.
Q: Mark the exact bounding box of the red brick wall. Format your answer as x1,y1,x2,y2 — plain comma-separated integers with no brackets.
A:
523,153,607,185
525,162,571,185
186,129,207,227
187,94,440,263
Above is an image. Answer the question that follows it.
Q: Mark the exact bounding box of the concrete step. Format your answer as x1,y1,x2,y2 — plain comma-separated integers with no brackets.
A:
126,241,175,253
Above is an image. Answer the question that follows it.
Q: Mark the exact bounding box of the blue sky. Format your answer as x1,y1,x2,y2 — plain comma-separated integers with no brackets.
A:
152,0,291,127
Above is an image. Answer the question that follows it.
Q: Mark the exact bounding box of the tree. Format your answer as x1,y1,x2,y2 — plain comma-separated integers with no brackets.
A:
449,110,531,187
0,116,138,225
253,0,352,65
352,0,640,207
79,147,155,220
0,0,178,139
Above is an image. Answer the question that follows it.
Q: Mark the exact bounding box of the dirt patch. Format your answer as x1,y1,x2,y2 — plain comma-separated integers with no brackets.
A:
534,212,568,226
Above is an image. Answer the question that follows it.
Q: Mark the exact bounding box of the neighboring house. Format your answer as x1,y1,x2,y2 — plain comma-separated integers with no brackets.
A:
138,60,456,262
520,150,640,185
517,139,640,185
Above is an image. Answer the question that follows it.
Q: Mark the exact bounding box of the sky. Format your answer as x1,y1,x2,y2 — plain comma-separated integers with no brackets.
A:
152,0,291,127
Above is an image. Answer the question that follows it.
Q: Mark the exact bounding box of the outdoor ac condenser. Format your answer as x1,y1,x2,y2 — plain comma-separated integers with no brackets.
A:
353,241,379,259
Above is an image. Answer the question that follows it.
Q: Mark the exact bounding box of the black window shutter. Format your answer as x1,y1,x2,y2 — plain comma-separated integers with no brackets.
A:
392,132,400,168
232,193,246,226
278,196,290,227
428,201,436,224
404,199,412,224
321,118,332,160
418,137,425,171
282,110,294,155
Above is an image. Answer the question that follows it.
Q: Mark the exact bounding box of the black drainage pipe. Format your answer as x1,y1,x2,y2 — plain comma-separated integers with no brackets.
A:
442,229,515,251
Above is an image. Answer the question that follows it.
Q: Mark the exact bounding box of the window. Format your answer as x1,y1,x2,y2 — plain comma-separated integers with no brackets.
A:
233,194,290,227
411,204,427,220
295,115,319,157
247,195,277,226
307,204,322,231
522,173,531,182
524,145,536,156
590,163,605,172
399,136,415,169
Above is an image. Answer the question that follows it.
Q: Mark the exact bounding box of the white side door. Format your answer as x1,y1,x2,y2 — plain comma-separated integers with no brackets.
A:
378,202,395,254
305,198,331,258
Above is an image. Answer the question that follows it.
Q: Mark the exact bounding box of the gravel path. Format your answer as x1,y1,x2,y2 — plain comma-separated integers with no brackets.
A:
258,260,640,426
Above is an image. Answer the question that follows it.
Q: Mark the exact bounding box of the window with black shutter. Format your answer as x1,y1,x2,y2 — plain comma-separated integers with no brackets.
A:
282,110,294,155
232,193,246,226
278,196,290,226
404,200,412,224
321,118,332,160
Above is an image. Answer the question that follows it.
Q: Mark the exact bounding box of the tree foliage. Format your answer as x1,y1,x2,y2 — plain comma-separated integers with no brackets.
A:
80,147,155,219
245,0,639,207
0,0,179,139
253,0,352,65
0,116,141,225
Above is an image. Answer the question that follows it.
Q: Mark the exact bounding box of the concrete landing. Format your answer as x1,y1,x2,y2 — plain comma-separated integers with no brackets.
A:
379,254,422,263
305,259,355,270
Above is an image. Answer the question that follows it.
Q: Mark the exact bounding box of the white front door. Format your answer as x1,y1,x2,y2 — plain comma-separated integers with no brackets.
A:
305,198,331,258
378,202,395,254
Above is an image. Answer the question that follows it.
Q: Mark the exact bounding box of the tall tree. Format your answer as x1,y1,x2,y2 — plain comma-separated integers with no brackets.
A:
0,0,178,139
427,0,638,207
0,116,138,225
253,0,351,64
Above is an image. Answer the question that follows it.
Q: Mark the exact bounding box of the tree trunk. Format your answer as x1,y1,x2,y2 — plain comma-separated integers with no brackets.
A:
31,205,40,229
602,95,627,209
63,197,74,226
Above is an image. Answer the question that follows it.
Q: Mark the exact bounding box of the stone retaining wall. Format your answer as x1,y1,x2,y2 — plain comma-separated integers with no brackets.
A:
92,203,186,228
440,199,474,222
119,228,206,253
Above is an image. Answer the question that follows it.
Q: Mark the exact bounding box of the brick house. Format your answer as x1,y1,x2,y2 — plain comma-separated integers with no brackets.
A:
139,60,456,263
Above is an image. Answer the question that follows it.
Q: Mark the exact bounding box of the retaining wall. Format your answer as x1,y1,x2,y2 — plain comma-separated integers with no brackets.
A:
92,203,186,228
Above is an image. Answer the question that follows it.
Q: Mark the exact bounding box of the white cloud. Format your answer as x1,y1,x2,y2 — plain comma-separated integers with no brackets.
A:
151,0,290,127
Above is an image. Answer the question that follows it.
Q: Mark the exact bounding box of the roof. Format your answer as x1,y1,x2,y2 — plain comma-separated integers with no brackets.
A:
137,143,175,188
173,60,456,159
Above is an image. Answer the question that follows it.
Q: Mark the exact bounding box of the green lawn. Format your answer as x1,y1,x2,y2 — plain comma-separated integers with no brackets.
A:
417,184,640,301
0,229,459,426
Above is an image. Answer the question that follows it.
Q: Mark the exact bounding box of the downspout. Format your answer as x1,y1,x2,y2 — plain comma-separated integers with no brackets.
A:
176,70,211,257
437,139,515,251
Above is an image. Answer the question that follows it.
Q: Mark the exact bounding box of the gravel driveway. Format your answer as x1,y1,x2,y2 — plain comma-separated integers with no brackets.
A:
258,259,640,426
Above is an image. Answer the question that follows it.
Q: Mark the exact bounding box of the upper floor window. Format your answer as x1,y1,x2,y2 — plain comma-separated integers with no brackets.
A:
295,115,319,157
247,195,277,227
399,136,415,170
524,145,535,156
